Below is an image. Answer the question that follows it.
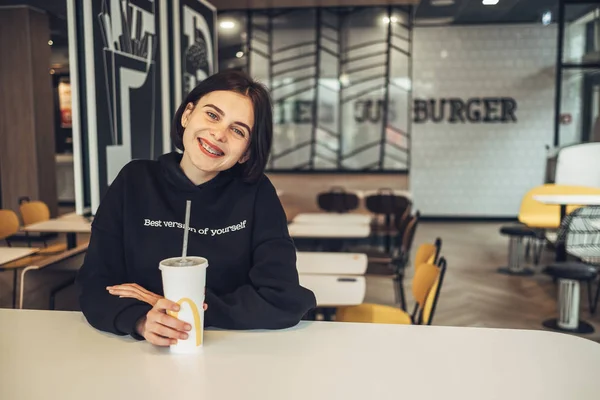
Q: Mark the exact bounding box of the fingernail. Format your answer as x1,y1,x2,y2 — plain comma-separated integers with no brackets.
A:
171,339,177,345
184,324,192,331
180,333,189,340
173,305,180,311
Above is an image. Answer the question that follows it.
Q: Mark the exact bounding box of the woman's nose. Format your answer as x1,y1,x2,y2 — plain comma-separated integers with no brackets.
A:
210,127,227,142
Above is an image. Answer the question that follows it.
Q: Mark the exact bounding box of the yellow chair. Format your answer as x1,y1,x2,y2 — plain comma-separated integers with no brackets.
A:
19,200,66,254
337,258,447,325
0,209,20,246
19,200,51,226
422,257,447,325
366,232,441,312
414,237,442,269
395,237,442,310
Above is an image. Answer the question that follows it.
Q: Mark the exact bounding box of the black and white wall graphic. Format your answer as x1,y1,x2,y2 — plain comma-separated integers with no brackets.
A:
177,0,217,100
227,6,412,172
98,0,162,190
68,0,217,214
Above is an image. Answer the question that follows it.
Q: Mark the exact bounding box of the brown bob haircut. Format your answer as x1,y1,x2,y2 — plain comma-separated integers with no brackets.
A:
171,70,273,183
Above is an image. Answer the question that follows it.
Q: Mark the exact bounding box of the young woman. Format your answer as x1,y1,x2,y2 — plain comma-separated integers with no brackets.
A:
76,70,316,346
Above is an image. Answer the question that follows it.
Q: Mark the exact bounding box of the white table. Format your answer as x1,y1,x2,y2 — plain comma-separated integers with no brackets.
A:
299,275,366,306
0,247,40,308
22,213,91,249
288,222,370,239
2,310,600,400
297,252,367,275
533,194,600,207
356,189,411,199
293,213,372,225
0,248,39,266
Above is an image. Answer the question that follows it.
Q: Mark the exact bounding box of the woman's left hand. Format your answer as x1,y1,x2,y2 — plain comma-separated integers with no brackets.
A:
107,283,163,307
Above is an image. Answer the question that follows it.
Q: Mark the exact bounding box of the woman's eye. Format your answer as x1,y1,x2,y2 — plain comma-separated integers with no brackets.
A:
207,112,218,120
232,128,245,137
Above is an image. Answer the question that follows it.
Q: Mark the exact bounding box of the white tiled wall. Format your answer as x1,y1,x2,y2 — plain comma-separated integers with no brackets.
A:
411,24,557,217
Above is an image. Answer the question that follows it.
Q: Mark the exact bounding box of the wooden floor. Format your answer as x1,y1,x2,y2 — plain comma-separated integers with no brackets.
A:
2,212,600,342
369,221,600,342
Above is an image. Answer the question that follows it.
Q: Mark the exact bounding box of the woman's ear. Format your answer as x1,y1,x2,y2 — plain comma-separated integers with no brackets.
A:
180,102,195,128
238,151,250,164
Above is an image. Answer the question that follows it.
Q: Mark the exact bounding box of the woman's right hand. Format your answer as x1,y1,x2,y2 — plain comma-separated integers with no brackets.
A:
136,298,191,346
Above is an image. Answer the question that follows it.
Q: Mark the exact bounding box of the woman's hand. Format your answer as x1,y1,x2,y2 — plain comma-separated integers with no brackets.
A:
107,283,162,306
107,283,208,346
136,298,190,346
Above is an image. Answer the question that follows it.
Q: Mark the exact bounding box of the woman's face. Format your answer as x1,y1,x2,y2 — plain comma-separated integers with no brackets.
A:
180,90,254,175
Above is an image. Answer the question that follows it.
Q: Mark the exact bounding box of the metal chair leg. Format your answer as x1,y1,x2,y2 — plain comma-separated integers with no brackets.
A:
498,236,534,276
533,238,544,265
543,279,594,334
19,266,38,309
524,239,531,262
587,281,594,315
591,279,600,315
49,277,76,310
12,270,18,309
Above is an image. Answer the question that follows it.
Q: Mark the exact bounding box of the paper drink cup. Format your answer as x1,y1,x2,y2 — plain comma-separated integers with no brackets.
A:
159,256,208,354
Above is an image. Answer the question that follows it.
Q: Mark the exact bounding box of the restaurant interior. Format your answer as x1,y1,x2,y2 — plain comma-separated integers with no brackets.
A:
1,0,600,397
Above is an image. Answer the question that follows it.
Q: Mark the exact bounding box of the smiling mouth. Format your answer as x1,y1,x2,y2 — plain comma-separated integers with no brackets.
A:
198,138,225,157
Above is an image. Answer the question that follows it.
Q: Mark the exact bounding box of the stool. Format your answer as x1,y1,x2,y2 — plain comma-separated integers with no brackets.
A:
498,224,537,276
542,262,598,334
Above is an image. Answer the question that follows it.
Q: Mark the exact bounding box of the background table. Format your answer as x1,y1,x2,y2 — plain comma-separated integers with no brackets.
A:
533,194,600,221
299,275,366,306
293,213,372,225
2,309,600,400
0,248,40,308
22,213,92,249
297,252,367,275
288,222,370,239
0,248,39,266
356,189,412,199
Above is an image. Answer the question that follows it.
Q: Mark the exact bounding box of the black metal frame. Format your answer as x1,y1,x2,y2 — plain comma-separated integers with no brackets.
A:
424,256,447,326
554,0,600,147
229,6,412,173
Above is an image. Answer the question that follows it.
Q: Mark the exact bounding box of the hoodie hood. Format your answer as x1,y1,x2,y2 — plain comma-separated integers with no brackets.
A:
158,151,241,192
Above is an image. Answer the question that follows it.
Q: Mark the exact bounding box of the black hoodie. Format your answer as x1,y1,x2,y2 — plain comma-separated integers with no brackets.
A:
76,152,316,338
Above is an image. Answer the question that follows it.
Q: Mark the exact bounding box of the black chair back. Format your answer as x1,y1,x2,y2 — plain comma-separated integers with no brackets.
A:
317,187,359,213
365,188,411,216
392,210,420,264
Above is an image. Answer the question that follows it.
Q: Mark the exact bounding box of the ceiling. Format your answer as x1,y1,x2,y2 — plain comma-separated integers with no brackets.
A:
208,0,418,9
3,0,597,24
413,0,597,25
0,0,68,46
1,0,597,48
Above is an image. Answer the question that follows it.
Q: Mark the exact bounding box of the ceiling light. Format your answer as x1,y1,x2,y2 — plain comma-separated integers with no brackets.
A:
236,51,244,58
482,0,499,5
414,17,455,26
542,11,552,26
48,40,53,45
219,20,235,29
382,16,398,24
339,74,350,86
